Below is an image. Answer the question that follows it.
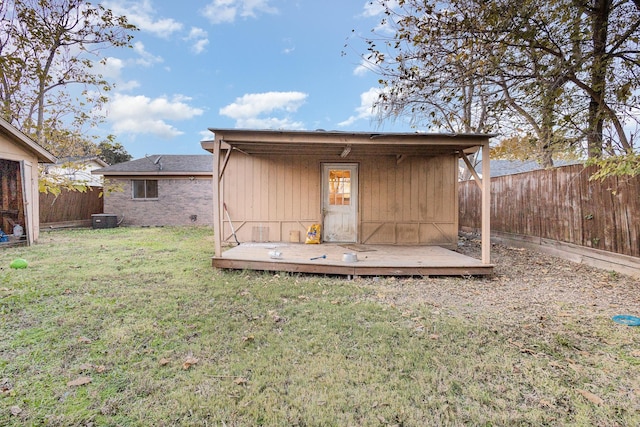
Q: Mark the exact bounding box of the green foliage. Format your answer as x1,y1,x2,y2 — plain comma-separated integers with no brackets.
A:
98,141,132,165
38,164,90,196
587,152,640,181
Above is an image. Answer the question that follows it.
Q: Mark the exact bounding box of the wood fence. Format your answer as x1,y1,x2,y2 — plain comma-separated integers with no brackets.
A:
39,186,103,225
459,164,640,258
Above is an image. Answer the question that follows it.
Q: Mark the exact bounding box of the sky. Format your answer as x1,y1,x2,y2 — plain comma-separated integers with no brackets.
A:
92,0,413,159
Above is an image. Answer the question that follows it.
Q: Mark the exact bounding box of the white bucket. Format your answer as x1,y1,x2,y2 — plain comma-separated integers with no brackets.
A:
342,252,357,262
13,224,23,237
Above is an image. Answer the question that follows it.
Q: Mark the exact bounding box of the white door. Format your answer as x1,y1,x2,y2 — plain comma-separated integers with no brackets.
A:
322,163,358,242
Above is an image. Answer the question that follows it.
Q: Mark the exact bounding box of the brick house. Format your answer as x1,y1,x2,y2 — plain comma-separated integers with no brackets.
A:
92,155,213,226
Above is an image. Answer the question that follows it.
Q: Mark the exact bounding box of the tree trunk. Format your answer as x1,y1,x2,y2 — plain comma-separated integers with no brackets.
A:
586,0,611,159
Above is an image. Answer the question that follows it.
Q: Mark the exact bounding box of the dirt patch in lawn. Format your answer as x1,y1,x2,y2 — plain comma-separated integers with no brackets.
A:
356,234,640,328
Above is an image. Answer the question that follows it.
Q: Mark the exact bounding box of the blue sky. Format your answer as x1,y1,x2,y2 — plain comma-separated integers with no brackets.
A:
93,0,412,159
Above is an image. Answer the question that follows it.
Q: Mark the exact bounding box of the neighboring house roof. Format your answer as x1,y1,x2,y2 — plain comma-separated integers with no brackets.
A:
0,116,56,163
44,156,109,186
485,159,582,177
55,155,109,168
92,154,213,176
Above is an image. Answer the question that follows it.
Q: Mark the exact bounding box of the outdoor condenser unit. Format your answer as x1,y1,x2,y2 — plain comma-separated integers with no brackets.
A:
91,214,118,229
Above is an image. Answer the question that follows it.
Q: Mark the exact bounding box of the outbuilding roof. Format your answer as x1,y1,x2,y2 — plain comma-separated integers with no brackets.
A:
0,117,57,163
202,128,492,158
92,154,213,176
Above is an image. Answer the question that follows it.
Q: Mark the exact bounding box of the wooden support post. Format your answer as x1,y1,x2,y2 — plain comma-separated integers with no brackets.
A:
212,140,222,257
481,143,491,264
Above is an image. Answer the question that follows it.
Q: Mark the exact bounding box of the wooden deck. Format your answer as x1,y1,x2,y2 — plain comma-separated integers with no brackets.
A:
212,243,493,277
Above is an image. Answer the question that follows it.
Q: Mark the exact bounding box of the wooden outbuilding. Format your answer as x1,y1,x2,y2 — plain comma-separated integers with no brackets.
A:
202,129,492,276
0,117,56,245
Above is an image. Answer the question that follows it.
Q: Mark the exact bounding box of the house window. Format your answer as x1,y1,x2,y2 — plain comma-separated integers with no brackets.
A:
132,180,158,199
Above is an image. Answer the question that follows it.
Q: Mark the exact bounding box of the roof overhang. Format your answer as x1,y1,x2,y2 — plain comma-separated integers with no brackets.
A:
0,117,57,163
202,129,493,158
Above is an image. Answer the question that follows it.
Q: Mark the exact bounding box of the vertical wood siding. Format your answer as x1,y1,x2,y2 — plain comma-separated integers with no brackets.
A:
223,152,458,246
459,164,640,257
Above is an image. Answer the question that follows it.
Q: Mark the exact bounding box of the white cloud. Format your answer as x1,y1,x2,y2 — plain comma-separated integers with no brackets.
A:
362,0,400,18
200,129,215,141
104,0,182,37
133,41,164,67
106,93,204,138
202,0,278,24
353,58,374,76
220,91,307,129
282,38,295,54
93,57,140,91
185,27,210,54
360,0,399,36
338,87,383,127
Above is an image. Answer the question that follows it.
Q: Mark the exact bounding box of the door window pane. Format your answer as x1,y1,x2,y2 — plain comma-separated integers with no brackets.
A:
328,170,350,205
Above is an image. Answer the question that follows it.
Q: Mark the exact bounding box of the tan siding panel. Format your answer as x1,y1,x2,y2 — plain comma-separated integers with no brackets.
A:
224,153,459,245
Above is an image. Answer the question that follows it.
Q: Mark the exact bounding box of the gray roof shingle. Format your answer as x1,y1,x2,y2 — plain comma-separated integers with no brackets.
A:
92,155,213,175
478,159,582,177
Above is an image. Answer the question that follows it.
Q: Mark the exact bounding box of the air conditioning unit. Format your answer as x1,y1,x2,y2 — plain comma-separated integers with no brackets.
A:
91,214,118,229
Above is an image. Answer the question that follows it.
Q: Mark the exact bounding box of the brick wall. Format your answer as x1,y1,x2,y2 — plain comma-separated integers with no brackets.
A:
103,177,213,226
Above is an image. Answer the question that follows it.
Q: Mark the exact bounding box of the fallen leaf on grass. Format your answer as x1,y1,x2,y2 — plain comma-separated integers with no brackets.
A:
159,358,171,366
234,377,248,385
67,376,92,387
182,356,199,370
10,406,22,416
429,334,440,340
242,335,254,342
630,350,640,358
577,389,604,406
77,336,92,344
1,377,13,394
268,310,284,323
539,399,553,408
78,363,106,373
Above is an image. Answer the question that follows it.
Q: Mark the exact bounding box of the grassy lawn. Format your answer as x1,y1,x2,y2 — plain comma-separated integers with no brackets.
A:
1,227,639,426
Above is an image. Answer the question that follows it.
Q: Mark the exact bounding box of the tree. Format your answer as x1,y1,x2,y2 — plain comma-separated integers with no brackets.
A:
365,1,500,135
0,0,136,158
362,0,640,171
98,140,132,165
